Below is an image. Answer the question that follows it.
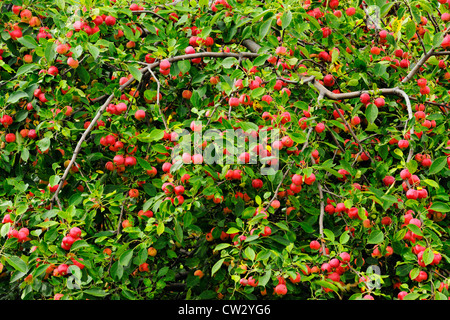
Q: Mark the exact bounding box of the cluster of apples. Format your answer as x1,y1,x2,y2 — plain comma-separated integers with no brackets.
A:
12,6,42,27
3,213,30,242
239,276,259,288
413,244,442,268
160,175,190,206
411,103,437,138
211,0,232,13
397,168,429,200
401,210,424,243
0,114,14,129
61,227,82,250
7,227,30,243
105,102,128,115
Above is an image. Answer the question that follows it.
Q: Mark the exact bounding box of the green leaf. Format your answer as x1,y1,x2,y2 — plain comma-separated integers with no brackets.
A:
259,17,273,40
365,103,378,124
37,137,51,152
127,65,142,82
87,43,100,60
301,13,320,31
199,0,208,8
222,57,238,69
21,148,29,162
253,54,269,66
6,256,27,273
119,249,134,266
110,261,123,280
433,32,444,48
347,79,359,86
157,221,165,235
323,229,335,242
299,222,314,233
175,219,183,243
16,64,39,77
77,67,90,84
17,35,38,49
35,220,59,228
211,258,224,276
244,246,256,261
226,227,240,234
315,280,338,292
83,288,108,297
406,223,423,236
428,156,447,175
242,207,256,219
281,11,292,29
56,0,65,10
190,90,202,108
137,157,153,170
406,159,418,174
404,20,416,40
288,131,306,144
340,231,350,244
373,63,388,79
367,230,384,244
403,292,420,300
7,91,28,104
259,269,272,287
422,247,434,266
45,42,57,64
215,243,231,251
422,179,439,189
70,239,90,251
178,60,191,74
429,202,450,213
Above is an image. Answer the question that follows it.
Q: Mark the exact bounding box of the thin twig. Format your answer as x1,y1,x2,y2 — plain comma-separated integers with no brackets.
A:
146,66,168,131
332,104,375,164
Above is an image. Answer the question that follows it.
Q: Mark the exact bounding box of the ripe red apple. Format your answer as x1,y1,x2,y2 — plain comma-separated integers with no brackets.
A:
315,122,325,133
304,173,316,185
228,97,239,107
281,136,294,148
374,97,385,107
23,54,33,63
251,179,263,189
160,59,171,70
360,93,371,104
310,240,320,250
406,189,418,200
135,109,146,120
370,46,381,55
292,174,303,186
67,57,79,68
323,74,335,87
104,16,116,26
56,43,70,55
274,283,287,295
398,139,409,149
346,7,356,16
69,227,82,239
5,133,16,143
351,116,361,125
122,220,132,229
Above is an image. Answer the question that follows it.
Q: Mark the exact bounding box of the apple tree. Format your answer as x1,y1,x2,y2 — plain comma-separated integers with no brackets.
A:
0,0,450,300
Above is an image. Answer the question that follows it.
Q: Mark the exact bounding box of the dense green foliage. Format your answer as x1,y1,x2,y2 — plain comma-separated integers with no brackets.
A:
0,0,450,300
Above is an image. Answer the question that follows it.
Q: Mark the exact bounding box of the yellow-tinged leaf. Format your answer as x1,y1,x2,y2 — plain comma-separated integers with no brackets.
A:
253,101,262,111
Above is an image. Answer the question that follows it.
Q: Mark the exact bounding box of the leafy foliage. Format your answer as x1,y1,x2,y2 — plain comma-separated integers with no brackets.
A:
0,0,450,300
